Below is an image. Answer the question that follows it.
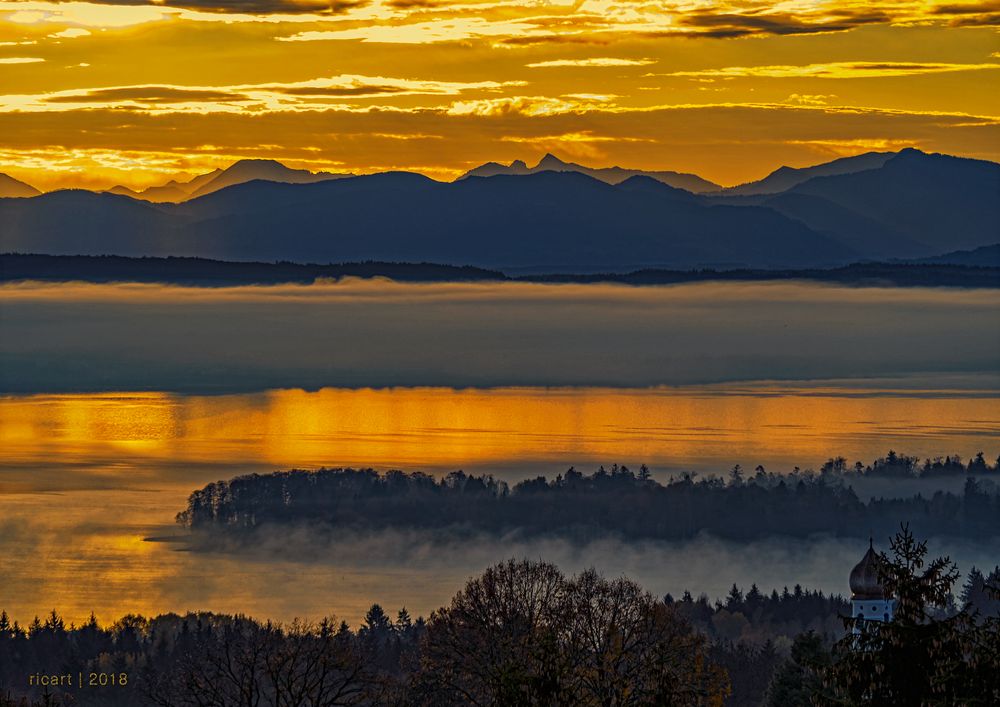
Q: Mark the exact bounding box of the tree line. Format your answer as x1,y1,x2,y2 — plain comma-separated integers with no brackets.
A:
176,453,1000,543
2,530,997,706
820,450,999,478
5,254,998,289
1,564,728,707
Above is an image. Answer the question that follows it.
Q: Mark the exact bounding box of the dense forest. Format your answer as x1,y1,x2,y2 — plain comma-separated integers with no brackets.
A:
177,453,1000,543
2,536,997,706
3,253,998,288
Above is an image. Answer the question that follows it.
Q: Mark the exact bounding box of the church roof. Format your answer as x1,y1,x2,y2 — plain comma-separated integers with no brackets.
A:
850,541,887,600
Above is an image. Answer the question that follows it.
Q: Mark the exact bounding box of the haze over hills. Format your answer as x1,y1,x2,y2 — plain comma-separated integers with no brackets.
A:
720,151,896,196
0,173,40,199
911,244,1000,268
778,149,1000,253
1,148,997,272
704,149,1000,259
0,170,849,271
104,159,350,203
186,159,350,198
461,153,722,193
106,168,223,203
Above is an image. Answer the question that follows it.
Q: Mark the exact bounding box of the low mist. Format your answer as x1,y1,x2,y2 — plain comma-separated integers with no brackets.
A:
157,527,1000,626
3,491,997,627
2,279,998,392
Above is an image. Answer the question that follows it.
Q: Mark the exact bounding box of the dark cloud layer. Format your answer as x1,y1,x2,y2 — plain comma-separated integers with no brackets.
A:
35,0,368,14
275,85,406,96
165,0,367,13
45,86,247,104
930,1,1000,26
676,10,893,38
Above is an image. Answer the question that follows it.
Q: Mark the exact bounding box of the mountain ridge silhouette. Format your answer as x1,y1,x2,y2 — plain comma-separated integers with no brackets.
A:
2,149,996,272
94,160,348,203
461,152,721,193
0,173,41,199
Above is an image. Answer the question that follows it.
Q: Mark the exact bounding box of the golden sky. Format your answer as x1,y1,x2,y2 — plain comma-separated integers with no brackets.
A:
0,0,998,190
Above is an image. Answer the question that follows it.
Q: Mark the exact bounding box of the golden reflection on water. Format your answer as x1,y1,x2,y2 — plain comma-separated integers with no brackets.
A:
1,386,998,627
0,489,466,629
1,387,998,477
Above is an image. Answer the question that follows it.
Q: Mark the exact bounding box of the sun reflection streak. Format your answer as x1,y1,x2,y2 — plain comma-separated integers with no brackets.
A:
1,387,997,477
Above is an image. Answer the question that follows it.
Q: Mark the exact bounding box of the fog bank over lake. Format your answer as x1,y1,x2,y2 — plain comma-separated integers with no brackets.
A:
1,280,998,393
3,487,998,628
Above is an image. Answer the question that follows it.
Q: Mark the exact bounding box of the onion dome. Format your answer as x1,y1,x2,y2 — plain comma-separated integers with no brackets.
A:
850,540,886,600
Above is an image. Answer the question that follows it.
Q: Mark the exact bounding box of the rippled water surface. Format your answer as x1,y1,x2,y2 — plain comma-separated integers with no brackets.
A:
1,385,997,626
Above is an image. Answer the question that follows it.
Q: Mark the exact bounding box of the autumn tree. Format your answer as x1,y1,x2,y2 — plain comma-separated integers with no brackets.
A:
417,559,575,706
567,568,728,706
417,560,728,707
145,616,367,707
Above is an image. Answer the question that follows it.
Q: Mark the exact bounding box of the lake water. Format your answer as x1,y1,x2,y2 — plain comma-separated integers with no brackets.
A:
2,279,998,626
1,385,998,627
2,386,999,483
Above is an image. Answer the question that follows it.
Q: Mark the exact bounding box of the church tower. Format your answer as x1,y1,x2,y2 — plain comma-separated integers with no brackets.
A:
849,539,896,627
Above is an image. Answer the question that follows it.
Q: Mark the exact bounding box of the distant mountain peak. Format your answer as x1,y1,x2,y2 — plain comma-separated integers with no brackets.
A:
227,158,288,169
216,159,306,177
460,154,721,193
183,159,349,200
79,161,349,204
536,153,568,169
0,173,41,198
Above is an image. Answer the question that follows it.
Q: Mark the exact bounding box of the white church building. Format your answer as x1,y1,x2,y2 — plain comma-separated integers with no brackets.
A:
849,539,896,626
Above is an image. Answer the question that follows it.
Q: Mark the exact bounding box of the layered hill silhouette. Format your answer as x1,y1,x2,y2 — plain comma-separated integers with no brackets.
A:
461,153,721,193
106,169,221,203
911,244,1000,267
104,159,349,202
1,148,997,272
720,151,896,196
776,149,1000,254
708,149,1000,257
0,171,849,271
0,173,40,199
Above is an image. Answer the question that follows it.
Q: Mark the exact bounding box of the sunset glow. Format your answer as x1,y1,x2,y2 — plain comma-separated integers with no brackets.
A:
1,0,998,190
1,0,999,697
